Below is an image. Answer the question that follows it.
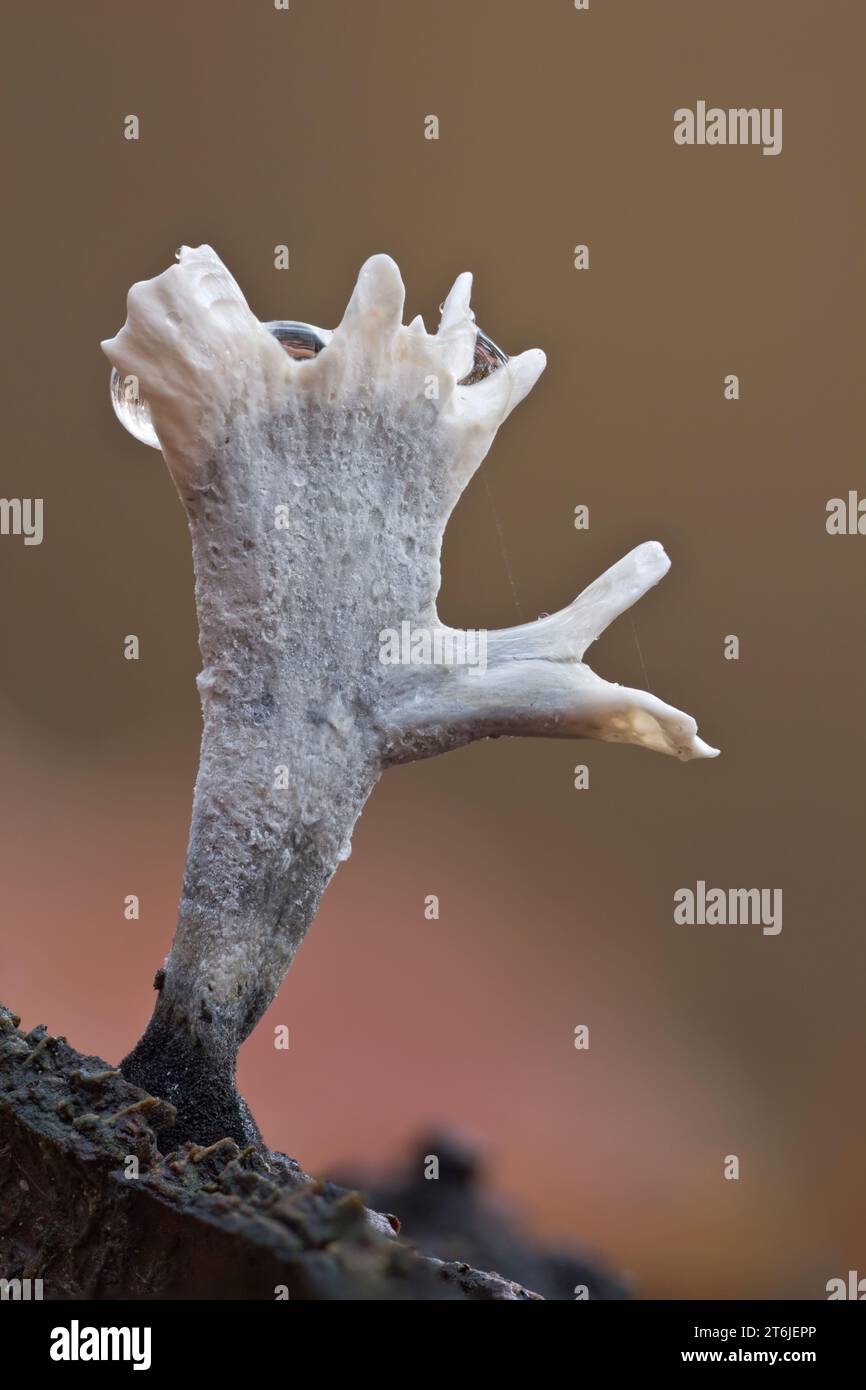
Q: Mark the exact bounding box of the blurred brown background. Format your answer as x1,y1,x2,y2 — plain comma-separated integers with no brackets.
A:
1,0,864,1297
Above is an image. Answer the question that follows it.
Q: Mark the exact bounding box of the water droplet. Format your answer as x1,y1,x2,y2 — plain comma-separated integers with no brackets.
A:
109,320,332,448
109,369,161,449
459,329,509,386
265,321,328,360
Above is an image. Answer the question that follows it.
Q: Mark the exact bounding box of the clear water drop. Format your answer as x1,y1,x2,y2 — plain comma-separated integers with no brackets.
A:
264,321,329,359
109,321,332,448
459,329,509,386
110,369,161,449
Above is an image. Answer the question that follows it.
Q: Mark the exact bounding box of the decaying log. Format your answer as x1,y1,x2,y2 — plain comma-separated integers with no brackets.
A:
0,1003,538,1300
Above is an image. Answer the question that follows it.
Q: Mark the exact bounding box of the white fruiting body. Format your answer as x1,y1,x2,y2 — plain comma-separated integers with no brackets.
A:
102,247,717,1145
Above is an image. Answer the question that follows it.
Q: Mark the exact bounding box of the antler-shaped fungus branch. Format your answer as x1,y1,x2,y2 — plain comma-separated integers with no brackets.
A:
102,248,716,1149
379,542,718,762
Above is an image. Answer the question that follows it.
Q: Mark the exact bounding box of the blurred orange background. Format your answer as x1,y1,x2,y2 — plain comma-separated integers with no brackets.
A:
1,0,864,1297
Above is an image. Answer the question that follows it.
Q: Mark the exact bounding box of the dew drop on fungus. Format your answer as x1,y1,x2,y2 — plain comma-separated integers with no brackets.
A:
110,317,496,447
109,321,330,447
459,330,509,386
109,368,160,449
264,321,328,360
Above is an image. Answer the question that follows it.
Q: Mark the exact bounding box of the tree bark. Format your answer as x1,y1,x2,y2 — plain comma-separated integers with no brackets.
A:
0,1002,539,1300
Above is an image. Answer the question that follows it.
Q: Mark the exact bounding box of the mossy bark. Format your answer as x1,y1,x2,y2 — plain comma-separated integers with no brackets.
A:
0,1003,538,1300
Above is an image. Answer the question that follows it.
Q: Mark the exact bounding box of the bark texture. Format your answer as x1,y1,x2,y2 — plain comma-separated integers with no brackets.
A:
0,1003,539,1300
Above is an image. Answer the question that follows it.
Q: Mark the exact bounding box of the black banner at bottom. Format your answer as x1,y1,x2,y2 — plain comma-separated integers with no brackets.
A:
2,1298,861,1374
